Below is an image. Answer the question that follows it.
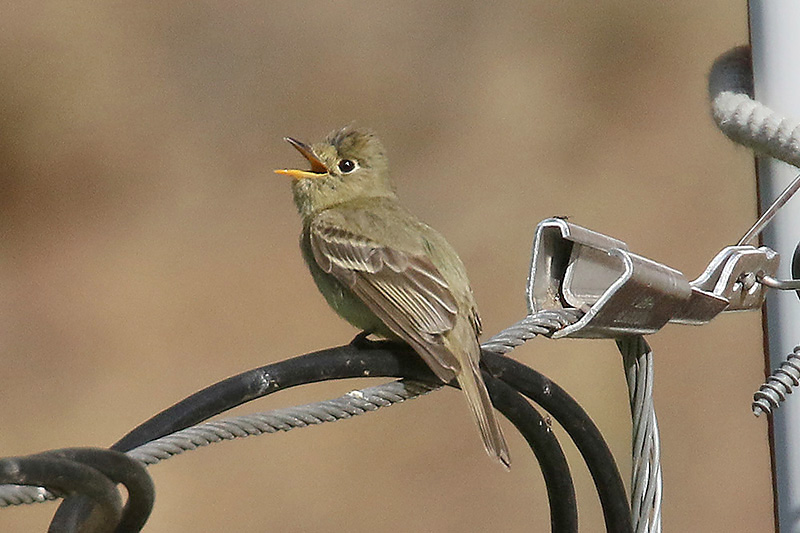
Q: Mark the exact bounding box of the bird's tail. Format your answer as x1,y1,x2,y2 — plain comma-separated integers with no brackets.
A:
456,354,511,469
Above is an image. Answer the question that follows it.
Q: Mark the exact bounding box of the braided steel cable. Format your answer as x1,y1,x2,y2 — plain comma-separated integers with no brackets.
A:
481,309,583,354
494,310,658,531
128,379,439,466
65,341,593,533
617,336,662,533
0,448,155,532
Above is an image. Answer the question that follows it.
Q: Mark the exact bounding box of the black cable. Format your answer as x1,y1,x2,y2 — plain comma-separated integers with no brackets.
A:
481,351,633,533
111,340,430,453
114,340,580,530
47,340,628,532
0,454,123,532
43,448,155,533
482,373,578,532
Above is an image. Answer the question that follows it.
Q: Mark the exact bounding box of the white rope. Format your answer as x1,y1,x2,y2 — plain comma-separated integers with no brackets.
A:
709,46,800,168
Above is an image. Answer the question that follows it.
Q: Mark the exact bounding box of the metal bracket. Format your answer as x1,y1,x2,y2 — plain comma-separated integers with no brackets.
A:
527,218,780,339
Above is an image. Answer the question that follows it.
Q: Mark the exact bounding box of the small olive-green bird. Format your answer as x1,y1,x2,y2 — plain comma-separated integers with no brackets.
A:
275,126,510,468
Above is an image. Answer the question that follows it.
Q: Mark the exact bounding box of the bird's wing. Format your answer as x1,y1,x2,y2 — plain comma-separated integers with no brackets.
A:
309,216,462,381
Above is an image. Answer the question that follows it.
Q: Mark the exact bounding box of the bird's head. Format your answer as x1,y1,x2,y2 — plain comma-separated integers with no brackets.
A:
275,126,395,219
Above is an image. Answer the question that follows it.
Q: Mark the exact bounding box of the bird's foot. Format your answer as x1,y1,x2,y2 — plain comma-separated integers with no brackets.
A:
350,331,380,349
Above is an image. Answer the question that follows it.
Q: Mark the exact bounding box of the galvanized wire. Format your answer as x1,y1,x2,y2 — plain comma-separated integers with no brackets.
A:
618,336,662,533
0,309,579,509
0,484,56,507
481,309,583,354
753,346,800,416
127,379,440,466
1,42,792,532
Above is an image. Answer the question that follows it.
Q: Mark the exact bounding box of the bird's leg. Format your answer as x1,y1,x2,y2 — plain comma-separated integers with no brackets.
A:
350,330,406,350
350,330,378,348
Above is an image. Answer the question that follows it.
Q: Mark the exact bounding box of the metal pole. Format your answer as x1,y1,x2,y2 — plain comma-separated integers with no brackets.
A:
749,2,800,531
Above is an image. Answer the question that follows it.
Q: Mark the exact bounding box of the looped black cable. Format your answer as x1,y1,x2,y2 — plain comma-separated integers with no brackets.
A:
482,373,578,532
481,351,633,533
0,446,157,533
0,452,122,532
0,455,121,532
46,448,155,533
39,340,628,532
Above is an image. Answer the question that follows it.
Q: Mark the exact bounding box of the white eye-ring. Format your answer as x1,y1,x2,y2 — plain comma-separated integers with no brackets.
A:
337,159,358,173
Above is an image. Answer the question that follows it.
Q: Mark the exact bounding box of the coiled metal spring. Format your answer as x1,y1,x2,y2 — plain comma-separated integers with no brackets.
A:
753,347,800,416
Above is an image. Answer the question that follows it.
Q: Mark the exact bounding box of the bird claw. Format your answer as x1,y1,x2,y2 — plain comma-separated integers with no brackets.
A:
350,331,379,349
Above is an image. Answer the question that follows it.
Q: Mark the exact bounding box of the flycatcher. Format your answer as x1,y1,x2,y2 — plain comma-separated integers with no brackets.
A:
275,126,510,467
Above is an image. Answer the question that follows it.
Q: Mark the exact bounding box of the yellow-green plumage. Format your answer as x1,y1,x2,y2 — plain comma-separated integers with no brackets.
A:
278,126,510,468
299,214,391,338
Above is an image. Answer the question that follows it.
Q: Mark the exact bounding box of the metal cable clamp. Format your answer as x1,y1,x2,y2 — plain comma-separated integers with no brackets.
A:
527,172,800,340
527,218,779,339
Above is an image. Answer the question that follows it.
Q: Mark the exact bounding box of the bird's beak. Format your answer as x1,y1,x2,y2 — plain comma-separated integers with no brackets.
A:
274,137,329,179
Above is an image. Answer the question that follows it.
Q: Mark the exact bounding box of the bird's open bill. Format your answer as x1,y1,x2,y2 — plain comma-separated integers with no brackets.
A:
274,137,329,179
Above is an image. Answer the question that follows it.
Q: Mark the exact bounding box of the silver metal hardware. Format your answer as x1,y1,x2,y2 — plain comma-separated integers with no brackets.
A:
527,218,780,339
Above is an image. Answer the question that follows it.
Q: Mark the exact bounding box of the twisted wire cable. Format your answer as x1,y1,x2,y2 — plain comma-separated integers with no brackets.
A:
481,309,582,354
3,42,794,532
617,336,662,533
489,309,659,532
491,311,660,532
127,379,439,467
0,309,579,509
0,484,53,507
753,346,800,416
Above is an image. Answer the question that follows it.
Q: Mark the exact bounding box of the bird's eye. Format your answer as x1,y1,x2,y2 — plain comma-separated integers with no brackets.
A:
338,159,357,173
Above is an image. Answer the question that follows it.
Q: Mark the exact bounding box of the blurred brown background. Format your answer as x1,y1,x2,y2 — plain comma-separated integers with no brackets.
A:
0,1,772,531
